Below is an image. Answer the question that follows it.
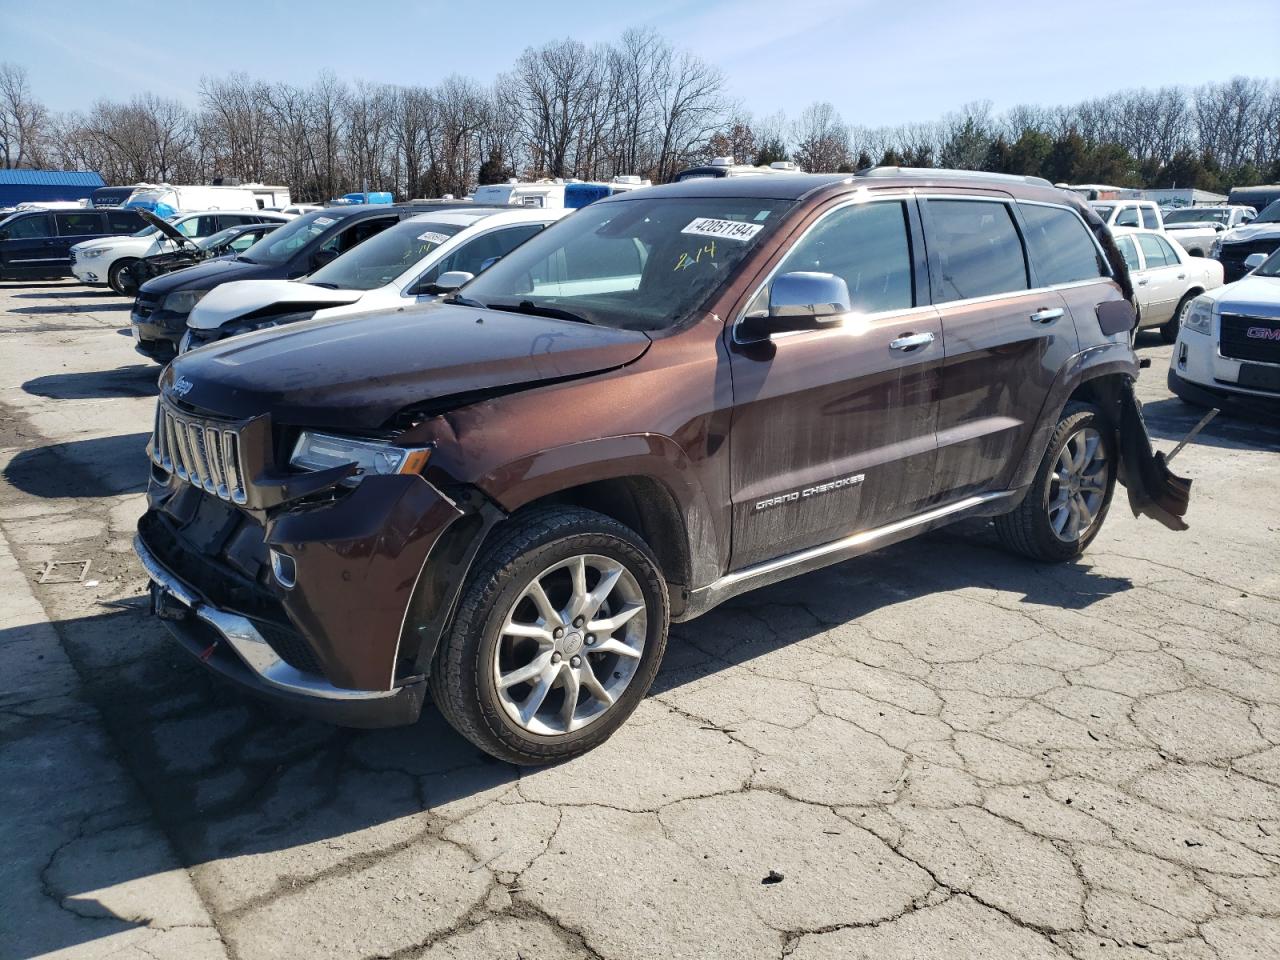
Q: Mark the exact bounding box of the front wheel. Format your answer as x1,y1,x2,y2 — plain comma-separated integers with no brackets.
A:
995,402,1116,563
108,259,139,296
1162,294,1195,344
429,506,669,765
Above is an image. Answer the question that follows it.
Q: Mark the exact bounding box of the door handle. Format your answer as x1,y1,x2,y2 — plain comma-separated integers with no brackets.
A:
1030,307,1064,324
889,331,935,351
1137,278,1149,285
1177,273,1186,280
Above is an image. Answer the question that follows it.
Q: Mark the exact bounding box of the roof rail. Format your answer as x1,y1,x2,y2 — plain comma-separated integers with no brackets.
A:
857,166,1054,188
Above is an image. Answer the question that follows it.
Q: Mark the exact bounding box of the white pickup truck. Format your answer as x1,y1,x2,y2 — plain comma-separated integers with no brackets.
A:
1161,205,1256,258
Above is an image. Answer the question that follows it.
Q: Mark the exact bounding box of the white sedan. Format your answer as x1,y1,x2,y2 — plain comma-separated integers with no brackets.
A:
184,207,569,351
1112,227,1223,343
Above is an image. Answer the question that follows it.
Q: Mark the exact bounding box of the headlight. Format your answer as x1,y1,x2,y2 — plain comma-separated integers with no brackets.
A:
1183,296,1214,335
162,289,209,314
290,431,429,483
83,248,105,259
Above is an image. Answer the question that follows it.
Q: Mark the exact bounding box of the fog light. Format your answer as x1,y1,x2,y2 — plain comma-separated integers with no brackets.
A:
270,550,296,588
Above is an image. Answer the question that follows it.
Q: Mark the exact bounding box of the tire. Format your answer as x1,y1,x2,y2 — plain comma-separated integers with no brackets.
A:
429,505,669,765
1161,293,1195,344
108,259,139,296
995,402,1117,563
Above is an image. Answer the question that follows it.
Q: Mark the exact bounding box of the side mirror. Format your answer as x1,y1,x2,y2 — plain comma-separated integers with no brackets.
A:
760,271,850,333
1244,253,1267,271
434,270,474,292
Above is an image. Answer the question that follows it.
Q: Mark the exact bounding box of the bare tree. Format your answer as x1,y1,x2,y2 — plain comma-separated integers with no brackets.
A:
0,63,47,167
791,101,850,172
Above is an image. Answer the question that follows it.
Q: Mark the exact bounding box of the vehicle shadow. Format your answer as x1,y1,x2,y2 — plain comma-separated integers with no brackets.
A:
23,365,160,400
2,433,151,498
13,289,124,300
7,302,132,314
1,518,1134,957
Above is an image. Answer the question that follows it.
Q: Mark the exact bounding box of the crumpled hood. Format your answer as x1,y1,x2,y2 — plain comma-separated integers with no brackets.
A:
139,257,278,296
1206,274,1280,315
161,302,652,429
1221,222,1280,244
190,280,365,329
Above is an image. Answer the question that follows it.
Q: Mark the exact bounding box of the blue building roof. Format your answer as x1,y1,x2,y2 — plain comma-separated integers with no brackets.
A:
0,170,106,187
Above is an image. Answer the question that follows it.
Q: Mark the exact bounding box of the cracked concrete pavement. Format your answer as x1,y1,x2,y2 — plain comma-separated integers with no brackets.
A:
0,279,1278,960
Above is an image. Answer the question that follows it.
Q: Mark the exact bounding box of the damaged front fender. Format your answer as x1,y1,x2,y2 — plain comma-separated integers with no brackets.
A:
1115,378,1192,531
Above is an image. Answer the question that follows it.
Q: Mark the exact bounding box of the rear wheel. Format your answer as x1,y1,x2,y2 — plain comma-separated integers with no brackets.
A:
429,506,669,765
995,402,1116,562
108,259,139,296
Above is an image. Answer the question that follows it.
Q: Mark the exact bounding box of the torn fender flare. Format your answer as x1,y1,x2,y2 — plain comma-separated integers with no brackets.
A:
1115,378,1192,531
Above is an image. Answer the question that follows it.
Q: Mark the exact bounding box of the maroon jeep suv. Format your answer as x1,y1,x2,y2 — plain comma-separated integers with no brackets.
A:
135,169,1186,764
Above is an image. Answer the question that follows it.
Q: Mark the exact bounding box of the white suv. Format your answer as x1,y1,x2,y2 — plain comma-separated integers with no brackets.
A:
1169,248,1280,411
71,210,288,294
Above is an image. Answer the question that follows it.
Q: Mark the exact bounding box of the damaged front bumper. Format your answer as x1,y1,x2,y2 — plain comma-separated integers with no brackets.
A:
136,422,494,726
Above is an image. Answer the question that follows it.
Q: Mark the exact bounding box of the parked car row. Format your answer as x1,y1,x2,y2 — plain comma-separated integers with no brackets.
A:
130,168,1198,766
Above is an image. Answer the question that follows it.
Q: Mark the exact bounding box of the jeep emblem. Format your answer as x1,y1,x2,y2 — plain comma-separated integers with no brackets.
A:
171,376,194,398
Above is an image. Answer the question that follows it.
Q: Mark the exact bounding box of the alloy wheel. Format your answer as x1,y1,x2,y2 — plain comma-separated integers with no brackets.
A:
493,554,648,736
1047,426,1109,543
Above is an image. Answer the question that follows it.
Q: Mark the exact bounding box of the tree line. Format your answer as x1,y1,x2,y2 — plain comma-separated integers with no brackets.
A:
1,40,1277,201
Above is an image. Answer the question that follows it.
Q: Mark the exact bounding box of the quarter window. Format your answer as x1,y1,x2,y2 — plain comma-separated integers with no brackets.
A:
925,199,1028,302
1018,203,1108,285
105,210,142,233
1140,206,1161,229
1136,234,1172,268
54,212,102,236
768,201,915,313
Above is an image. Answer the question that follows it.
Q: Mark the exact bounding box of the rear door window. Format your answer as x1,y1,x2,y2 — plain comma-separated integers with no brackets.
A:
1136,234,1172,267
1115,235,1141,272
1114,206,1141,227
765,200,915,313
1018,203,1108,286
924,199,1029,302
55,212,104,236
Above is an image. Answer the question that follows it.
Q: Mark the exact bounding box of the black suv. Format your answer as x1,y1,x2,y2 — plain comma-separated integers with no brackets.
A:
0,208,146,280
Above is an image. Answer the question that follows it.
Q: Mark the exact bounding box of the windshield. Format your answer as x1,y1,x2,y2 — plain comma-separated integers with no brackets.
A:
306,219,464,290
459,196,794,331
1253,200,1280,225
1164,208,1228,225
242,211,337,265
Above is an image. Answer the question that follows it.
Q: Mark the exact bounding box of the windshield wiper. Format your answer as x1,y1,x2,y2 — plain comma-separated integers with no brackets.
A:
307,281,340,289
235,255,257,264
486,300,593,325
443,293,486,308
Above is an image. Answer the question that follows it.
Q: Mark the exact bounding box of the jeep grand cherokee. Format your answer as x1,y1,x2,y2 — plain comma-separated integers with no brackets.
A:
135,169,1189,765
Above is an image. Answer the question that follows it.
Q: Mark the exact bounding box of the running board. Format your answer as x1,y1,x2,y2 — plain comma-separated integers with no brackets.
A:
677,490,1015,621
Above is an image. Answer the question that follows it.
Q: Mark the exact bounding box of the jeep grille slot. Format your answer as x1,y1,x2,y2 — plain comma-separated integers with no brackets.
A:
151,403,247,505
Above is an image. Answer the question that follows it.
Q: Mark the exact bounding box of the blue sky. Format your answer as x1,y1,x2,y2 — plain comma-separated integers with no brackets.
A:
6,0,1278,127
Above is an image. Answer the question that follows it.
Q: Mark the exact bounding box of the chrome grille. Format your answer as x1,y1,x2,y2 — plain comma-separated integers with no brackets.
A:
150,403,247,504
